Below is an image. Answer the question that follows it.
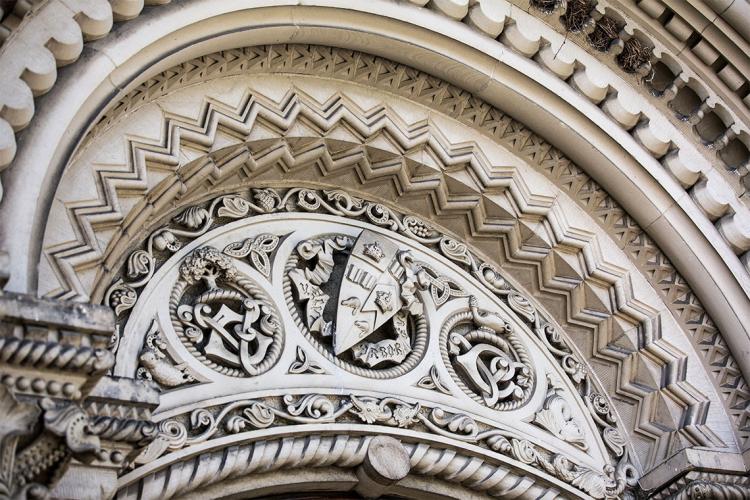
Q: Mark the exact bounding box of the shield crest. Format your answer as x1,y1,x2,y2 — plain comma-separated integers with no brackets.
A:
333,230,403,354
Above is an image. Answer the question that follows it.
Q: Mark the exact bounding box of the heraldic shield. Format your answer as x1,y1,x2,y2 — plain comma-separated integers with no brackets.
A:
334,230,404,356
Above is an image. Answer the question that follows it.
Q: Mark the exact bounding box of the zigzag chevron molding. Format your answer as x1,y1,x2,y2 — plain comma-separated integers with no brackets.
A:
39,62,743,471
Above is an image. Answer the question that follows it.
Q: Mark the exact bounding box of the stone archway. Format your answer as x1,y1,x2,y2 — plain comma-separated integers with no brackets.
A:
1,3,749,499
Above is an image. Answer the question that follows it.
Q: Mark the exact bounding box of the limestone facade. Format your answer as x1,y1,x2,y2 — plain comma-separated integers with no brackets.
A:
0,1,749,498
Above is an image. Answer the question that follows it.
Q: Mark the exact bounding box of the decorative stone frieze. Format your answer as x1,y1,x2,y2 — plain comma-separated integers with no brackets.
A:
1,1,749,495
96,185,714,469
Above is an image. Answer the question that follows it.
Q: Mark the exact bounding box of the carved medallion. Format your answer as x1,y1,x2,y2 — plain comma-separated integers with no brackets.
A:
285,229,431,376
170,246,284,377
440,296,535,410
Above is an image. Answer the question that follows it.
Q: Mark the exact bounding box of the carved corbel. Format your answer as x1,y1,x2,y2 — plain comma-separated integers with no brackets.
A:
0,387,42,498
0,388,105,499
0,267,160,498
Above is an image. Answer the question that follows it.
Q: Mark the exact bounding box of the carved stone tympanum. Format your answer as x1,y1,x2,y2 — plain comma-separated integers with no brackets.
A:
96,188,641,499
172,246,284,377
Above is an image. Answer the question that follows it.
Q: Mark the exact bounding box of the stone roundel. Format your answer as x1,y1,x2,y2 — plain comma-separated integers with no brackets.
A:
170,246,285,378
440,307,535,411
282,233,430,379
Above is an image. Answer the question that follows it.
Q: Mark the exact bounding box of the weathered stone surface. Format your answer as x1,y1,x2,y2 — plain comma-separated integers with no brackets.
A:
1,2,750,498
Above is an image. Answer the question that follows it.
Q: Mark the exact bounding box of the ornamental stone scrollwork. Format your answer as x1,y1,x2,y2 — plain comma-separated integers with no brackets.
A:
171,246,284,377
533,376,588,451
440,296,534,410
135,392,635,499
98,186,643,497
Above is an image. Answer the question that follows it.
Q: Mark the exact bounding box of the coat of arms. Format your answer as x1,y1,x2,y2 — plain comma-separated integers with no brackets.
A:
289,229,428,367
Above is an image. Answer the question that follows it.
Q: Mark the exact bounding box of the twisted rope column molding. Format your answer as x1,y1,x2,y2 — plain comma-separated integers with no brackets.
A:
0,4,747,499
114,431,593,499
98,192,640,495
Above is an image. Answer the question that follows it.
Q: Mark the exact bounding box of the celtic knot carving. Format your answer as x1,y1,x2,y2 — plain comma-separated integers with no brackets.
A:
170,246,284,377
223,233,280,278
441,296,535,410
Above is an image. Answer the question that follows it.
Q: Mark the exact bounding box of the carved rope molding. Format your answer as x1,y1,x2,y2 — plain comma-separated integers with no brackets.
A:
101,185,716,473
117,432,576,499
1,1,750,266
0,290,161,498
44,50,747,450
118,394,635,498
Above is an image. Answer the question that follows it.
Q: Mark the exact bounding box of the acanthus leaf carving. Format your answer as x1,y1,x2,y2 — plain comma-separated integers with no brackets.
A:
104,187,640,497
173,206,210,230
134,390,637,498
533,376,588,450
349,395,420,428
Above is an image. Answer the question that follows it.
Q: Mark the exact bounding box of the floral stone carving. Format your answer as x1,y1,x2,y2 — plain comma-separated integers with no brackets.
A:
102,187,639,497
534,377,588,450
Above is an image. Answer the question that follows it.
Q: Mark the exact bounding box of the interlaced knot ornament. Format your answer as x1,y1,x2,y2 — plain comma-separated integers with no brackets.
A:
442,296,535,410
171,247,284,377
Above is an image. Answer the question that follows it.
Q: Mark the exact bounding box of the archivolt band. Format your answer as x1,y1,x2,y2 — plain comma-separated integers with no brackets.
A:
0,1,749,499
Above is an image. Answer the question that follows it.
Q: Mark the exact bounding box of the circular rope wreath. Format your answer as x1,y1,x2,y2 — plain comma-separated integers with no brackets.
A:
170,274,284,378
282,236,428,379
439,310,535,411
